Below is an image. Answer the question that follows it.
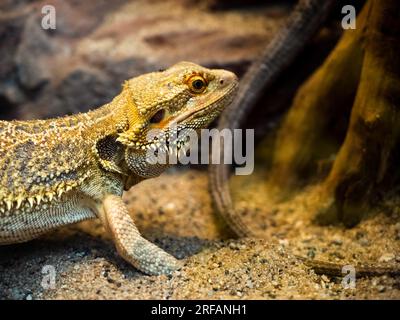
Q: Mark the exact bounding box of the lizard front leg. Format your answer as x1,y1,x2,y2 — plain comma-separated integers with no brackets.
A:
99,194,181,275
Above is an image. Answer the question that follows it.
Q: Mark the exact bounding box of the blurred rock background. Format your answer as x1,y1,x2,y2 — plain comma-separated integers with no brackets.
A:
0,0,292,121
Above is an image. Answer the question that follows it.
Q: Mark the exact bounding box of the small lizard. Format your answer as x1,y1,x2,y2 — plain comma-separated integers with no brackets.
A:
208,0,400,277
0,61,238,276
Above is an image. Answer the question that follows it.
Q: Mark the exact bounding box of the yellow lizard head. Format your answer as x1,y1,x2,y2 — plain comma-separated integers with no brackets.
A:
115,61,238,178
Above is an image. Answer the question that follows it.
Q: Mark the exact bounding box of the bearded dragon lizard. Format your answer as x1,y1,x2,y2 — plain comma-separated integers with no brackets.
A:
0,61,238,276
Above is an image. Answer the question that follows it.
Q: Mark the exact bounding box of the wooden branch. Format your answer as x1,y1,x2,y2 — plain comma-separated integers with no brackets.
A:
321,0,400,225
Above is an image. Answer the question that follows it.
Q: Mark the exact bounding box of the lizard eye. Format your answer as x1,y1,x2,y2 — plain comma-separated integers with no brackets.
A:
150,109,166,124
188,75,207,93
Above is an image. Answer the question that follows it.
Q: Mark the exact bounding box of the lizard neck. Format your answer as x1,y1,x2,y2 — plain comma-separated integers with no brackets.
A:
81,92,143,181
78,93,130,140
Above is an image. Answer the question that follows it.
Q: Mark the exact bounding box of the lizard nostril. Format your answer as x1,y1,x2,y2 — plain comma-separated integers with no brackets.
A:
219,79,224,85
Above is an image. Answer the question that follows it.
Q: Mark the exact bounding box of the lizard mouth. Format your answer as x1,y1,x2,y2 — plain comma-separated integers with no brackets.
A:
144,82,238,156
127,80,238,156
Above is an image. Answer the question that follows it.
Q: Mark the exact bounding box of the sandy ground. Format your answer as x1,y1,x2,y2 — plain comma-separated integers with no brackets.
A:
0,168,399,300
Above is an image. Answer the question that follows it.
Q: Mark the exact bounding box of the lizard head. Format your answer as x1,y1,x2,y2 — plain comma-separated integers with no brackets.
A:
116,61,238,178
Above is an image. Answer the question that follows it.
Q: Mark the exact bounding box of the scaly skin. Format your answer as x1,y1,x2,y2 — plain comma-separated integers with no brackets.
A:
296,256,400,277
208,0,400,276
0,61,238,275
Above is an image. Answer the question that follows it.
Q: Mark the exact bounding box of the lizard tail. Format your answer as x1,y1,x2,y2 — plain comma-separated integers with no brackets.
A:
296,255,400,277
209,0,335,237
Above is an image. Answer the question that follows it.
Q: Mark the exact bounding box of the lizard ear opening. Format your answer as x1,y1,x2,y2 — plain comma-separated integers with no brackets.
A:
150,109,166,124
